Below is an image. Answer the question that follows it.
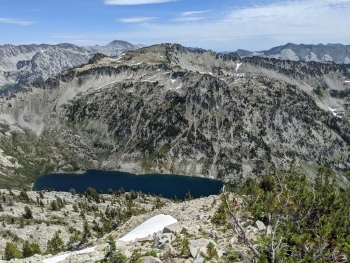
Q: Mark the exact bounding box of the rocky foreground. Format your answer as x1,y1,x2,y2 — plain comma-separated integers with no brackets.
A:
0,188,262,263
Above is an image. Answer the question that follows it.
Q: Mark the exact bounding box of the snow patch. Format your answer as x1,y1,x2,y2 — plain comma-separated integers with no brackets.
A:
236,63,242,72
176,83,183,89
345,80,350,83
42,247,96,263
328,107,337,117
171,79,176,83
119,214,177,242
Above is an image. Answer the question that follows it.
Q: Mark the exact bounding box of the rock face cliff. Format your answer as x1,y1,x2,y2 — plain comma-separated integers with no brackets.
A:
0,44,349,187
0,43,92,91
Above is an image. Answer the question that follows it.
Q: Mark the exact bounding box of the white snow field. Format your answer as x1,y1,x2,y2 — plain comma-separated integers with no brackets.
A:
119,214,178,242
42,246,96,263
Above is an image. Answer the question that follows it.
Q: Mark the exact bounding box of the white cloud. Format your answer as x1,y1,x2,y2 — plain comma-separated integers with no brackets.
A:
0,18,35,26
181,11,209,16
117,17,156,23
112,0,350,50
104,0,175,5
172,17,204,22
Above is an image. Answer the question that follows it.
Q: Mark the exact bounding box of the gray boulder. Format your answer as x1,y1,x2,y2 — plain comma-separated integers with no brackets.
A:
255,220,266,231
142,256,163,263
156,233,174,250
163,223,181,234
189,238,212,258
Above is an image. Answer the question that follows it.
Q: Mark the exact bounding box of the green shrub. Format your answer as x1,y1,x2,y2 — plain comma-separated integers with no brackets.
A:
22,241,41,258
200,242,218,260
72,204,79,212
145,250,157,257
84,187,100,203
211,199,226,225
4,242,23,260
23,206,33,219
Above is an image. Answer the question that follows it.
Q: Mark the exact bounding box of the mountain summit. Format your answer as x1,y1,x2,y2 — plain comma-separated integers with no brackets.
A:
82,40,145,56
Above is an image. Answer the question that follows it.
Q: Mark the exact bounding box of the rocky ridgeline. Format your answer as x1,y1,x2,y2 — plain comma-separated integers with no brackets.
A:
0,40,144,92
0,189,266,263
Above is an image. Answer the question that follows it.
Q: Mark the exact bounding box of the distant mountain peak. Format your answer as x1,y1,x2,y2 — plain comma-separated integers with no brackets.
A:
83,40,143,56
222,43,350,64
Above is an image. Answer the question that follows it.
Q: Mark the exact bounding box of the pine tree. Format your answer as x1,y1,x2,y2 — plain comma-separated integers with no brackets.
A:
4,242,22,260
46,231,64,255
22,241,41,258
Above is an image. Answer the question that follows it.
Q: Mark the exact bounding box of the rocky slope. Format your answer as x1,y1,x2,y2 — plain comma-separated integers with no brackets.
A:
234,43,350,64
0,188,256,263
0,41,144,94
0,44,349,188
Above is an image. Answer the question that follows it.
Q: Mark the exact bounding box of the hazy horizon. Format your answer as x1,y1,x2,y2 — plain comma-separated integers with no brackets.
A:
1,0,349,51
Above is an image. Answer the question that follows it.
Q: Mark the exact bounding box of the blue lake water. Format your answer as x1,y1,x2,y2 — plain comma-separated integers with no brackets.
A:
33,170,224,199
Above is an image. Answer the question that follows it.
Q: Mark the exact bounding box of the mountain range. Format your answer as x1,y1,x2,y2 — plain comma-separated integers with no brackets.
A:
0,40,144,94
230,43,350,64
1,41,349,97
0,43,349,188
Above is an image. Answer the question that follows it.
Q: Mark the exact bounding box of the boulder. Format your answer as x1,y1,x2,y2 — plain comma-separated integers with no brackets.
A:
137,237,152,242
124,250,132,258
193,252,205,263
217,250,225,258
156,233,174,250
189,238,217,259
158,243,172,250
163,223,181,234
153,235,160,247
95,243,109,252
142,256,163,263
115,240,128,250
255,220,266,231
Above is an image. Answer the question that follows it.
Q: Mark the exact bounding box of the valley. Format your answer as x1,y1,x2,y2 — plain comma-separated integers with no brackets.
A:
0,44,349,188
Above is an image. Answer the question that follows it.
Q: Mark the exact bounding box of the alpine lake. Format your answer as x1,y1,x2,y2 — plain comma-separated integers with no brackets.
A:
33,170,224,200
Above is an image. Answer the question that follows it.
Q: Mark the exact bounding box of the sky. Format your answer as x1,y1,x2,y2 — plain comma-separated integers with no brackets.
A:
0,0,349,52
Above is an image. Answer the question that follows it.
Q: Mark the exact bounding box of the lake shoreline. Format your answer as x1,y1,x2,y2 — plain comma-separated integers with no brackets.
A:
33,170,224,199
